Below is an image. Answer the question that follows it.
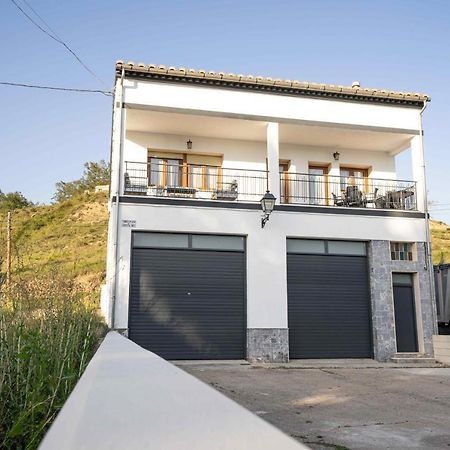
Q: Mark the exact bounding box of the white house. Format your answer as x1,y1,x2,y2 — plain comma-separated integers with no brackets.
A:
102,61,437,363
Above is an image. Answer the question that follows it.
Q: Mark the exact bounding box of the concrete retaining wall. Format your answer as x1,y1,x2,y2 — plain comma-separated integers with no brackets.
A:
433,335,450,364
39,332,305,450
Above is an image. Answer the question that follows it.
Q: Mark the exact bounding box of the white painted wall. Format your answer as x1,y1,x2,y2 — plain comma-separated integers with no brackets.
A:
112,202,427,330
123,80,422,132
124,131,397,182
125,131,267,170
102,77,429,332
280,143,396,179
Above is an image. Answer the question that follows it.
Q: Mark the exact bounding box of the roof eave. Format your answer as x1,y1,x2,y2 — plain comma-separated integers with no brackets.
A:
115,61,430,107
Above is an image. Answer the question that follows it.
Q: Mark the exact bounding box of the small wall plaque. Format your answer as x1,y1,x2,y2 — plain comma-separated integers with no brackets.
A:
122,219,136,228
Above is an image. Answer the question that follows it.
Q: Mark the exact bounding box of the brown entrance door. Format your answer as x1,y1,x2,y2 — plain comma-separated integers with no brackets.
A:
279,161,290,203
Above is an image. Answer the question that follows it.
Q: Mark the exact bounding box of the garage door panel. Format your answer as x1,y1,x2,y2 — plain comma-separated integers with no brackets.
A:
288,253,372,359
129,247,245,360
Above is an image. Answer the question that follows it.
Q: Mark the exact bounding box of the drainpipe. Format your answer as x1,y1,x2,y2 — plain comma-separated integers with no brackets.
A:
418,100,438,335
110,67,125,329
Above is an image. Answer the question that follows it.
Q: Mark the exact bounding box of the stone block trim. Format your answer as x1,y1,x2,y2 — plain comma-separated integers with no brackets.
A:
368,240,436,361
368,240,397,361
247,328,289,363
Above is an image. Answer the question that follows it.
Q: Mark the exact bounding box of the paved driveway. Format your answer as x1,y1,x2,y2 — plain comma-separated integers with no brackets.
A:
179,362,450,450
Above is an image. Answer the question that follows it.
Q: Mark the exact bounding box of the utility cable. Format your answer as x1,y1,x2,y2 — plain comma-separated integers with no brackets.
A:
0,81,112,96
9,0,109,89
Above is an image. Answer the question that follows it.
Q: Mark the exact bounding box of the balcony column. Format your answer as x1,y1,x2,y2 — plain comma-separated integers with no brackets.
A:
411,134,426,212
266,122,280,203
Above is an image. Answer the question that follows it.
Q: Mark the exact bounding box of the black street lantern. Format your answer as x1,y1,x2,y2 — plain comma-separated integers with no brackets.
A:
260,190,276,228
186,139,193,150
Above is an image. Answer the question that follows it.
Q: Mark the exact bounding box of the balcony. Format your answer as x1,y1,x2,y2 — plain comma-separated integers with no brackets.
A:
124,161,267,203
123,161,417,211
281,172,417,210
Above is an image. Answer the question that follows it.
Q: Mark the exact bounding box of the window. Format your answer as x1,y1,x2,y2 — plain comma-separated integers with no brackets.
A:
148,151,222,190
149,157,183,187
133,232,245,251
392,273,413,285
328,240,366,256
390,242,414,261
287,239,367,256
133,232,189,249
191,234,244,251
287,239,326,254
308,165,329,205
340,167,369,192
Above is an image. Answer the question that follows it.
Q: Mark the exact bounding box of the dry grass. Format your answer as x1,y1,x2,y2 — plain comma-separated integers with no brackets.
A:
0,193,108,448
430,220,450,264
0,275,106,449
0,191,108,300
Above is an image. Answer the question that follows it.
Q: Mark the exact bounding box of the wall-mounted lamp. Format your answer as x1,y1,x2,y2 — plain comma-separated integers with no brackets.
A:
333,151,340,161
260,190,276,228
186,139,193,150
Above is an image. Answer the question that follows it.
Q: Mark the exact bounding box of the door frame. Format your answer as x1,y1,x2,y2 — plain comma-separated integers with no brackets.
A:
127,231,248,351
286,238,373,359
391,272,423,353
339,166,370,193
308,164,330,206
279,159,291,204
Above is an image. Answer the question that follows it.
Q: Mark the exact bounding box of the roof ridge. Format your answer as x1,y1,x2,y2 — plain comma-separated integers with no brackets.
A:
115,60,430,104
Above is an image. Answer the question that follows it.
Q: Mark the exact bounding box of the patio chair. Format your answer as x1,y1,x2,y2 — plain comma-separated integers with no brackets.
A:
345,185,366,207
332,192,346,206
124,172,147,195
213,180,238,201
365,188,379,207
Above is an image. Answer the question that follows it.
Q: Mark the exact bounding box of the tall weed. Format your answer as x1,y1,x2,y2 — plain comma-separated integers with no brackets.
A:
0,275,106,449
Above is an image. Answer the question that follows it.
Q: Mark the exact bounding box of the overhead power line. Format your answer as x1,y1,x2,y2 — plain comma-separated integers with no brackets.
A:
20,0,61,38
0,81,112,96
9,0,109,89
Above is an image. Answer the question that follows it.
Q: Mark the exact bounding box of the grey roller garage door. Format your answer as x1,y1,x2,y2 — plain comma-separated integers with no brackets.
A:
129,233,246,360
287,239,372,359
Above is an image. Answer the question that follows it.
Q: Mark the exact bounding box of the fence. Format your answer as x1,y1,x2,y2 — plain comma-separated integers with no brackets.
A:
281,173,417,210
124,161,267,203
434,264,450,325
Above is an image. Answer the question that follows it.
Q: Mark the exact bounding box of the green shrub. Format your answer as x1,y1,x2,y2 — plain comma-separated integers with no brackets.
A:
0,191,33,212
53,160,110,203
0,276,106,449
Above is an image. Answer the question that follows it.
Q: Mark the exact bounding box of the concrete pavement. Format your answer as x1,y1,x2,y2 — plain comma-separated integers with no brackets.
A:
179,362,450,450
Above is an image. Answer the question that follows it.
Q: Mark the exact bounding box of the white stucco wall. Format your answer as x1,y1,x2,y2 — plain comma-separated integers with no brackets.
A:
111,202,427,330
125,131,267,170
123,80,421,132
124,131,397,181
102,77,429,332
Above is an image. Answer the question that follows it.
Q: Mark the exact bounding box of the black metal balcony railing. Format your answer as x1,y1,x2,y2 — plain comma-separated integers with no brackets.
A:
281,172,417,210
123,162,417,211
124,161,267,203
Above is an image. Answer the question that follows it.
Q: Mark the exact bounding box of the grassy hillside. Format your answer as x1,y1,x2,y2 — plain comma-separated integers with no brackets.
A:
1,195,449,302
430,220,450,264
0,192,108,301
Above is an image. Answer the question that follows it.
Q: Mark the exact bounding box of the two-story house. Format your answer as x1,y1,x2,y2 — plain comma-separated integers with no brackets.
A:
101,61,437,363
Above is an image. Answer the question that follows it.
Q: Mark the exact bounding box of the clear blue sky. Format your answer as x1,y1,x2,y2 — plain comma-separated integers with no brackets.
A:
1,0,449,222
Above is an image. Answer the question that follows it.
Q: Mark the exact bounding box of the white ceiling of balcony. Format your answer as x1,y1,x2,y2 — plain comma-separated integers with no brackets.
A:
126,108,412,153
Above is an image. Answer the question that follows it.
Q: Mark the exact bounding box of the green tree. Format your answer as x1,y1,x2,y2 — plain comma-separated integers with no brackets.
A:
53,160,110,202
0,191,33,212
